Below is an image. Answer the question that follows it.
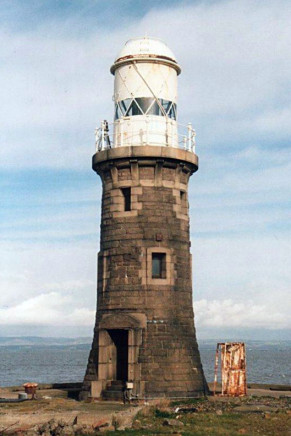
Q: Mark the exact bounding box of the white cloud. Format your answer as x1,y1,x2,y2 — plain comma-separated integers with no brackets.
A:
193,236,291,298
0,292,95,326
195,298,290,329
0,241,97,309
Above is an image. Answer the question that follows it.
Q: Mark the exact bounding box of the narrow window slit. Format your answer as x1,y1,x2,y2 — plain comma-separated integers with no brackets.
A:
121,187,131,211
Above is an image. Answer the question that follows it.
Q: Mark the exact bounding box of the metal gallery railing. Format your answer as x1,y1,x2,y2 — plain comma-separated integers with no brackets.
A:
94,118,196,153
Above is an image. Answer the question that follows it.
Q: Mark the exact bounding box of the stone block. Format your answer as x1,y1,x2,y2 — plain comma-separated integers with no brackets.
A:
91,381,103,398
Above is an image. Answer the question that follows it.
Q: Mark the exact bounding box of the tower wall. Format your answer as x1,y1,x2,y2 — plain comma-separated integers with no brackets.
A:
81,146,208,399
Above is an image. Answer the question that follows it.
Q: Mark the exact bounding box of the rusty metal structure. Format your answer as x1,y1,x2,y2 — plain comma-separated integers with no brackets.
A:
214,342,247,397
23,382,38,400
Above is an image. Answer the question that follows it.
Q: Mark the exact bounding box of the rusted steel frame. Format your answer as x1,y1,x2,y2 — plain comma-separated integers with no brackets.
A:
244,343,247,393
213,343,220,396
214,342,247,397
221,343,228,396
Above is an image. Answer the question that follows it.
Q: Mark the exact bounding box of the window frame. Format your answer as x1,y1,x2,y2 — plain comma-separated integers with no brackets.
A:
145,247,174,286
151,252,167,279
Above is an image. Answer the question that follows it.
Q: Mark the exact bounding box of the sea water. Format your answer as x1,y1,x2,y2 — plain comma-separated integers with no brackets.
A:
0,341,290,387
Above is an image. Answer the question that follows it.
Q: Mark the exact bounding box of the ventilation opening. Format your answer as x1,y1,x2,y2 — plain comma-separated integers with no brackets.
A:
152,253,166,279
121,187,131,211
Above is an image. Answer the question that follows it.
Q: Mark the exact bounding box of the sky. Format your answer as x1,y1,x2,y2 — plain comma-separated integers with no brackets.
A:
0,0,290,339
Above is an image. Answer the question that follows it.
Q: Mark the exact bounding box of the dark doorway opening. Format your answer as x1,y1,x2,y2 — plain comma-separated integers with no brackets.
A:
108,329,128,381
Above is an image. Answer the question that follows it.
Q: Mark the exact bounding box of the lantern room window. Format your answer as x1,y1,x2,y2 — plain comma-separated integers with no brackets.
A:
114,98,177,120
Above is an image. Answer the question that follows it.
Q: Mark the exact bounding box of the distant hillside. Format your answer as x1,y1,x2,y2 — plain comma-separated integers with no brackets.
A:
0,336,290,348
0,336,92,346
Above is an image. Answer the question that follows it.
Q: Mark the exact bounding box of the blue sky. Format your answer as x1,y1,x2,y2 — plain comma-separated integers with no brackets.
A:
0,0,290,338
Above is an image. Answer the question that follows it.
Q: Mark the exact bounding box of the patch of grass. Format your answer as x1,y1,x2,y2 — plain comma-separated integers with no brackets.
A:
104,408,291,436
154,408,174,418
102,431,160,435
170,397,206,407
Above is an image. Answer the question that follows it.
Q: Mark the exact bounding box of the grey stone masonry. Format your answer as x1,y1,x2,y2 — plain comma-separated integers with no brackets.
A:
80,145,208,400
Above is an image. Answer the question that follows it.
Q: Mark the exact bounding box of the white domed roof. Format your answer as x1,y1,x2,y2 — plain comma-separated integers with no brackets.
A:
115,37,177,63
111,37,181,75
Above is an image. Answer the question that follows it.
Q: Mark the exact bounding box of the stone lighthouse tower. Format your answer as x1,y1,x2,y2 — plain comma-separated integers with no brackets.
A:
81,37,208,400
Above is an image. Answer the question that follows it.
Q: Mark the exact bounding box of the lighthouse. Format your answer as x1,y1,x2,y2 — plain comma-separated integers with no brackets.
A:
81,37,208,400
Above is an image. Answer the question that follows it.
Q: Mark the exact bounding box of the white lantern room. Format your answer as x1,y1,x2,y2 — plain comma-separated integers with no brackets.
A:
95,37,196,152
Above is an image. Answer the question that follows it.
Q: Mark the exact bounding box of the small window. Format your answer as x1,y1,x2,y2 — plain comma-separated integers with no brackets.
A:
180,191,186,201
121,187,131,211
152,253,166,279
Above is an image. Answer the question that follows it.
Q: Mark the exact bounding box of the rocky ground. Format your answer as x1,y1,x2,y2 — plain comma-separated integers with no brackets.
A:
0,384,290,435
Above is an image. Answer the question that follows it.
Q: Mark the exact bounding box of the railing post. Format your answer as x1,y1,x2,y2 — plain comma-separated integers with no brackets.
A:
192,129,196,154
101,121,105,151
183,135,187,150
120,118,123,147
187,122,192,151
94,127,98,152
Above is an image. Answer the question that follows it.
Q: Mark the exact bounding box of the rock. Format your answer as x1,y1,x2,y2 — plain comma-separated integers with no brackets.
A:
93,419,110,430
58,419,66,428
48,419,58,431
132,419,141,429
62,425,75,435
72,424,84,433
38,423,50,434
98,425,115,433
112,412,137,431
216,409,223,415
72,424,94,435
138,406,153,417
55,427,64,436
141,425,153,430
163,419,184,427
176,407,197,414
